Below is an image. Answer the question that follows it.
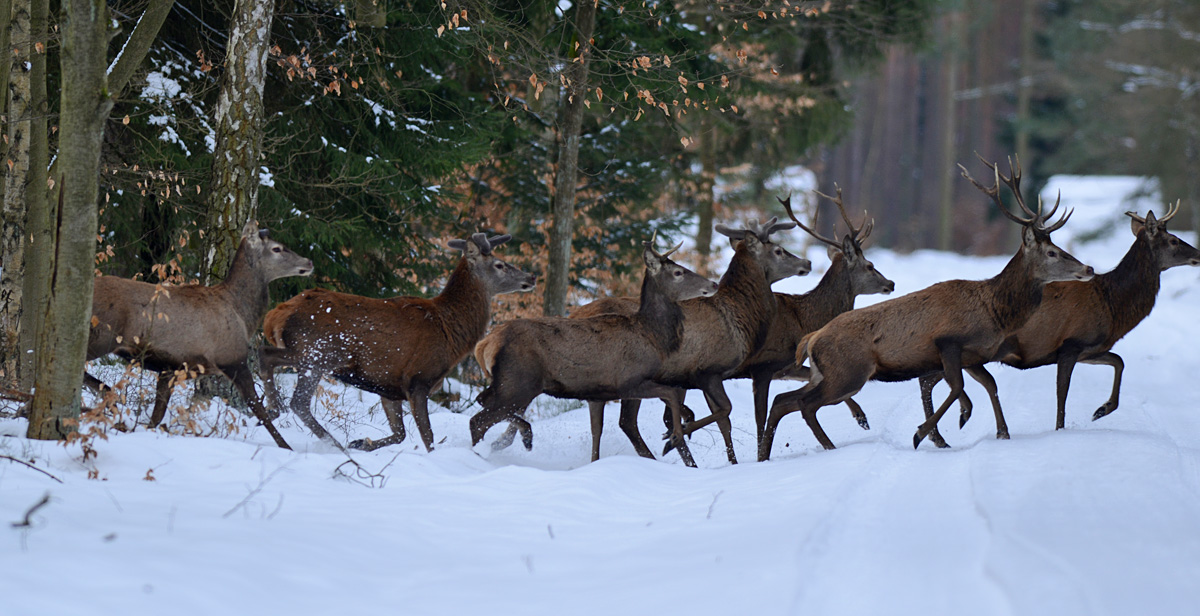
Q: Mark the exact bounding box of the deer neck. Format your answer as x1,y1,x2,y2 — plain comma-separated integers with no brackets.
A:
714,246,776,347
433,258,492,347
216,244,271,329
637,273,686,352
802,255,856,325
987,248,1045,331
1097,235,1159,340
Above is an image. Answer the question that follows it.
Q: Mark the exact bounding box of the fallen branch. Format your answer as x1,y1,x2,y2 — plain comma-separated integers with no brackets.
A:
12,492,51,528
1,456,63,483
0,387,32,403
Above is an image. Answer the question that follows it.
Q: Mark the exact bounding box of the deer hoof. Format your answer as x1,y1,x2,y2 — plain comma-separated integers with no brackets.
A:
996,431,1010,440
1093,404,1116,421
959,410,973,429
912,431,924,449
856,416,870,430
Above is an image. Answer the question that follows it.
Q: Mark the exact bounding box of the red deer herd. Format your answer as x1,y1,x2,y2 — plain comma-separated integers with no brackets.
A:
82,156,1198,464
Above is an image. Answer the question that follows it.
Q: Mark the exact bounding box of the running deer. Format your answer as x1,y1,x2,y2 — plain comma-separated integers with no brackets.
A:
259,233,535,451
918,201,1200,439
86,221,313,449
477,218,809,466
758,156,1095,460
468,236,718,461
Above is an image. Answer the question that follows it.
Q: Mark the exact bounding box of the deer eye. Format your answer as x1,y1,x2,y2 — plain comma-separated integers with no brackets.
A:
774,247,782,255
494,262,504,269
1047,250,1058,258
272,246,282,253
673,269,683,277
1170,239,1179,246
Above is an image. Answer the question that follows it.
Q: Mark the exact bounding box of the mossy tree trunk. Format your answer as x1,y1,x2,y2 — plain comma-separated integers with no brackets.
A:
26,0,113,440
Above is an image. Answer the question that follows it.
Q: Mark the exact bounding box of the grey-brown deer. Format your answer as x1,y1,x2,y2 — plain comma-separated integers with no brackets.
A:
477,218,809,466
259,233,534,451
468,235,718,461
86,221,313,449
917,201,1200,440
759,156,1095,460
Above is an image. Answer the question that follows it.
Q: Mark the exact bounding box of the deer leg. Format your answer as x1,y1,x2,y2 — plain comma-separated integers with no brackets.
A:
470,379,537,451
587,400,607,462
760,382,816,460
147,371,174,429
845,398,870,430
1055,347,1082,430
227,363,293,450
289,370,339,446
664,389,696,468
965,365,1007,439
350,397,407,451
752,370,773,443
1084,352,1124,422
917,373,951,448
914,346,964,449
406,384,439,452
257,346,297,419
617,399,655,460
700,380,738,464
659,395,695,438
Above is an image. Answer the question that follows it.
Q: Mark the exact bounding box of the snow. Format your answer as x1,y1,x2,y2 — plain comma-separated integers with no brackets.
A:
4,180,1200,614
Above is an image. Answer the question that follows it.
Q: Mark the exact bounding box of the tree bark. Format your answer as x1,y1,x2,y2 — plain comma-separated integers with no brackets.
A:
2,0,47,390
694,117,717,273
203,0,276,282
543,0,596,317
107,0,177,97
937,10,964,252
15,0,48,392
27,0,113,440
1,0,11,177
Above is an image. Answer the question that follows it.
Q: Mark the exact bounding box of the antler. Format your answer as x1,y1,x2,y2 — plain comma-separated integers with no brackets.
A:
815,184,870,241
779,194,839,249
643,229,683,259
1129,200,1180,226
960,153,1072,234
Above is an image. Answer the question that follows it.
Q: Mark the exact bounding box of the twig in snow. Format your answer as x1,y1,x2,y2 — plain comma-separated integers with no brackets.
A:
223,463,290,518
1,455,63,483
11,492,51,528
706,490,724,520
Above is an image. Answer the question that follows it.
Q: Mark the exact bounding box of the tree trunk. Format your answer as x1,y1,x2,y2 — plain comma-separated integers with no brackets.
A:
1,0,11,179
353,0,385,28
694,117,717,273
2,0,47,390
15,0,48,392
107,0,177,96
27,0,112,441
203,0,276,282
937,10,964,252
543,0,596,317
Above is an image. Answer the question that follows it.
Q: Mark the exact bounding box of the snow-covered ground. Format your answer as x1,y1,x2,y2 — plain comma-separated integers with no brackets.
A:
4,186,1200,615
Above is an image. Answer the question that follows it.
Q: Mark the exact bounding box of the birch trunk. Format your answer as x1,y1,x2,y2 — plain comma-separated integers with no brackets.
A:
203,0,276,282
2,0,47,390
543,0,596,317
26,0,112,440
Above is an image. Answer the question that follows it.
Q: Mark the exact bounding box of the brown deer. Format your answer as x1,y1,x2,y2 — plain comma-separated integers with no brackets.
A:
758,156,1095,460
728,189,895,442
259,233,535,451
476,218,809,466
578,192,893,456
86,221,313,449
468,236,718,461
917,201,1200,439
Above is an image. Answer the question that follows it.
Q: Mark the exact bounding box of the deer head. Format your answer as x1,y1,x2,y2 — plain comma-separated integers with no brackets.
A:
642,232,719,301
239,220,314,281
779,189,895,296
960,156,1093,284
1127,202,1200,271
715,216,811,282
448,233,537,295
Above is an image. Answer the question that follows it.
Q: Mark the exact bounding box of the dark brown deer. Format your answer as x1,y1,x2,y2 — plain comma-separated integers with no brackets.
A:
86,221,313,449
565,193,893,454
259,233,535,451
476,218,809,466
729,189,895,442
759,156,1095,460
917,201,1200,438
467,236,718,461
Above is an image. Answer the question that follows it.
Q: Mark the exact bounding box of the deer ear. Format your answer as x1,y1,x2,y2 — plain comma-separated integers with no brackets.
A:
241,219,260,240
447,239,469,253
841,235,857,260
1143,210,1160,235
827,244,840,262
1129,215,1145,237
643,247,663,273
1021,225,1039,248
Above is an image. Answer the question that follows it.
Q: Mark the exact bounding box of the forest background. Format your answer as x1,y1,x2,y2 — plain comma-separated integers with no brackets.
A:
1,0,1195,438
